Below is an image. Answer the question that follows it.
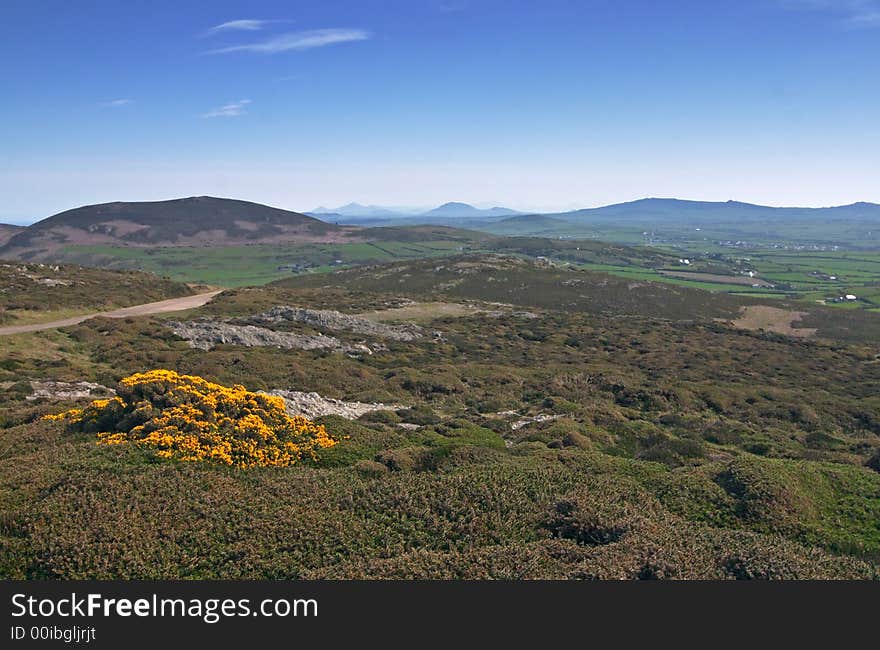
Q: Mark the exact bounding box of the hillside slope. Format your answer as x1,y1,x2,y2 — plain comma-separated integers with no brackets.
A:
0,224,24,247
0,196,354,260
0,262,194,325
483,214,582,236
3,253,878,578
280,254,880,343
281,254,747,321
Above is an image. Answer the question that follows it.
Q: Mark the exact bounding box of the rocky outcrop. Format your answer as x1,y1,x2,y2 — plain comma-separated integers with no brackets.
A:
254,306,423,341
511,414,560,430
169,320,375,354
27,380,114,401
266,389,403,420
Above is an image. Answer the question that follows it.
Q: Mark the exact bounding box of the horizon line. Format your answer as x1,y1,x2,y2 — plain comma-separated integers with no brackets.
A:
4,195,880,226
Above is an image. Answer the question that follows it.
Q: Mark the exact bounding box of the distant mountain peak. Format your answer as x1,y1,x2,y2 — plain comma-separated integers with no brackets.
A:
423,202,520,218
437,201,474,209
310,203,406,218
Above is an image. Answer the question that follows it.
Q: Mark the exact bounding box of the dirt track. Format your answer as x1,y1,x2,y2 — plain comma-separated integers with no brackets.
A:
0,290,223,336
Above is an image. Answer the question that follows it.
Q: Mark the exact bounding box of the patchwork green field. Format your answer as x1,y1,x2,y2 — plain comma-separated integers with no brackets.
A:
28,228,880,315
570,250,880,310
53,240,472,286
736,250,880,308
40,231,681,287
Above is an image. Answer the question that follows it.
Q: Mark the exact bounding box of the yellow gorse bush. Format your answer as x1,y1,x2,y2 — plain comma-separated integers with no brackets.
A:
43,369,337,468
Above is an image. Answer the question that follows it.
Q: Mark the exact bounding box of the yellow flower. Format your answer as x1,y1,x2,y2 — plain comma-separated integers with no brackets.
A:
42,369,339,468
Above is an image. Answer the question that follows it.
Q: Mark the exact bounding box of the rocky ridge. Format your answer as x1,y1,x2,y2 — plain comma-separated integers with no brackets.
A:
254,306,423,341
169,320,376,354
26,380,114,401
266,389,403,420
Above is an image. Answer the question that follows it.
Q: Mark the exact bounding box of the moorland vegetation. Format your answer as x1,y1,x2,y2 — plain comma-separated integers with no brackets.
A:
1,254,879,579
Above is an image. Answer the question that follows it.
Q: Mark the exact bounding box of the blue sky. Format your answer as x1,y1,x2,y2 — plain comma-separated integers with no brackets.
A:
1,0,879,222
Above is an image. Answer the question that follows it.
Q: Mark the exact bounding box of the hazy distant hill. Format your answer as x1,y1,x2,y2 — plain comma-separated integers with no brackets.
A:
0,196,352,260
316,198,880,239
310,202,407,218
552,198,880,223
310,201,521,220
474,198,880,247
421,202,520,218
486,214,576,236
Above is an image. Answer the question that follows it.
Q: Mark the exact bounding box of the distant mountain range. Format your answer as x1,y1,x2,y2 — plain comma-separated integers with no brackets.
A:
421,202,521,218
476,198,880,246
307,197,880,227
0,196,351,260
309,201,522,220
547,198,880,222
4,196,880,262
310,203,409,218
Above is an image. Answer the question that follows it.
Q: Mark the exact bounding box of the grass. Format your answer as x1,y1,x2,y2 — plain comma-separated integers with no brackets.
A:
0,262,193,325
19,222,875,317
3,244,880,579
0,307,96,326
40,234,880,316
54,240,471,287
14,227,684,290
569,250,880,310
2,254,880,578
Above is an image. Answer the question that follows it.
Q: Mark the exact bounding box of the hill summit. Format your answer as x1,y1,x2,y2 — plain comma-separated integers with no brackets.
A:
0,196,351,259
421,202,520,218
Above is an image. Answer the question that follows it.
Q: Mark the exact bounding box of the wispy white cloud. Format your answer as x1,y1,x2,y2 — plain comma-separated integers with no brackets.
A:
205,28,370,55
847,8,880,23
100,99,133,107
205,19,274,35
784,0,880,26
201,99,251,118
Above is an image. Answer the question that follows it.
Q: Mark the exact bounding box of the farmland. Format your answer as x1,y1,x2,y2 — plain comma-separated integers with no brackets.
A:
563,249,880,311
54,239,472,286
22,218,877,315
